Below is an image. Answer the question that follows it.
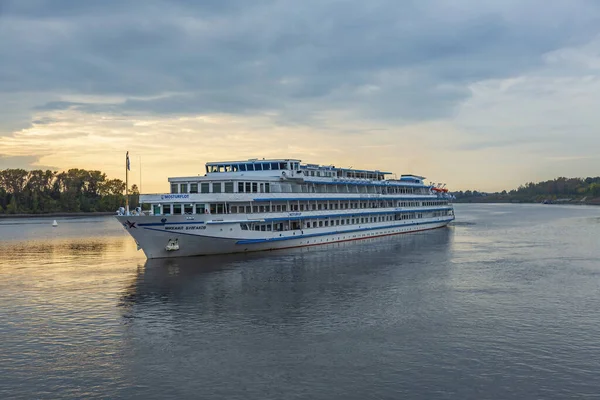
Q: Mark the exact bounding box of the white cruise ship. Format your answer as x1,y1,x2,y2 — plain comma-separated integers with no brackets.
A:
116,158,455,258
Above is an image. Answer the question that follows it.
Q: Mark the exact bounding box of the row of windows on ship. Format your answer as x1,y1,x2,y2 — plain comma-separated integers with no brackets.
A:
240,210,452,232
206,161,384,180
153,199,449,215
207,161,300,173
170,181,428,195
208,162,337,178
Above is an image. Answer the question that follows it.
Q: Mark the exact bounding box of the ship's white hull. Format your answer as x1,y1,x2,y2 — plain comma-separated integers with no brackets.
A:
116,215,454,258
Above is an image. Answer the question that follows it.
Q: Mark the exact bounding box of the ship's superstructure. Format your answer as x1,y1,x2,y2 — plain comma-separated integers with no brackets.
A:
117,159,455,258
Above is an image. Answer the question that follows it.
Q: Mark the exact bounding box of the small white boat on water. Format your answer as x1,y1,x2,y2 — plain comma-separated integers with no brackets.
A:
52,220,58,227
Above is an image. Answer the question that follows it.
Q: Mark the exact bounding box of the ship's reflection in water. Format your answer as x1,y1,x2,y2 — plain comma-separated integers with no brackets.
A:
120,228,454,317
116,229,456,398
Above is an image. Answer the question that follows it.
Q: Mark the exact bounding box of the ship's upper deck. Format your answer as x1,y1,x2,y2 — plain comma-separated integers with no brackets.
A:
174,158,397,182
156,159,438,200
205,159,302,174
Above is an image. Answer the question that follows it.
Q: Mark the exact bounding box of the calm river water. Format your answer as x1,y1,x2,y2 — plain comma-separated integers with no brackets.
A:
1,204,600,399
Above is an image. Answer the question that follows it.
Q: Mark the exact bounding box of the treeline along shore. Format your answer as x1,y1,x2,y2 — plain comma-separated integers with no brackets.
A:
0,168,139,215
454,177,600,204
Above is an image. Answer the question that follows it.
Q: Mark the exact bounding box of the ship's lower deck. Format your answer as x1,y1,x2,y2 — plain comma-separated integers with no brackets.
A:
116,214,454,258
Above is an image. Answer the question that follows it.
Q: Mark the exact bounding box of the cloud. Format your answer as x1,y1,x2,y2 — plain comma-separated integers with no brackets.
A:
0,155,58,171
2,0,600,125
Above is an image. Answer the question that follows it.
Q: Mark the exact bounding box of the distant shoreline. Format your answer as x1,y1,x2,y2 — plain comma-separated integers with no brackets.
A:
0,212,116,219
454,199,600,206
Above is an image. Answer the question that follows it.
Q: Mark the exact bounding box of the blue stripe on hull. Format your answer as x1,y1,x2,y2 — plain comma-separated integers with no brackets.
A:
142,227,209,237
138,221,204,227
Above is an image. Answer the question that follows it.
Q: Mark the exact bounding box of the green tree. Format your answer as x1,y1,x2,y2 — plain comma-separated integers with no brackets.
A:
0,169,28,212
6,196,17,214
589,183,600,197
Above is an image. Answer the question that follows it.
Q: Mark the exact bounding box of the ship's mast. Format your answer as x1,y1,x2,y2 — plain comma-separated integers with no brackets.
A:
126,151,130,214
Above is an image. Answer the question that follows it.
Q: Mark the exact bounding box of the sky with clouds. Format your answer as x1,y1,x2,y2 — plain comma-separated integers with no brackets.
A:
1,0,599,192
